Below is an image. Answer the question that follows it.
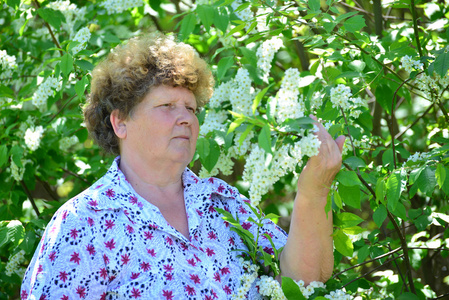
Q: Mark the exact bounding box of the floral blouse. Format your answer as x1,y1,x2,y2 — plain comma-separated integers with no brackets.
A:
21,157,287,299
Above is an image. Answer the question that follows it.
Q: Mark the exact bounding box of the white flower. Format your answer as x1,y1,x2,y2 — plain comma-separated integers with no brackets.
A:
299,134,321,157
5,250,26,277
330,84,352,110
71,26,91,54
0,49,18,80
257,37,284,82
401,55,423,73
47,0,86,37
199,110,228,135
230,68,254,116
59,136,79,151
231,0,254,31
275,68,305,123
32,76,61,111
101,0,144,15
209,81,233,108
24,126,44,151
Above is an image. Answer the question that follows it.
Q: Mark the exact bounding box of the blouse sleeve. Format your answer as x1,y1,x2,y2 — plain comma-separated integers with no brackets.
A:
20,202,108,300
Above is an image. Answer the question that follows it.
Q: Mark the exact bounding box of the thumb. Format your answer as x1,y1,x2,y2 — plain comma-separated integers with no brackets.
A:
335,135,346,153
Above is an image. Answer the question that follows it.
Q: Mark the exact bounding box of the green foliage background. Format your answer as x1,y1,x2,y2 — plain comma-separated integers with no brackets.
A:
1,0,449,299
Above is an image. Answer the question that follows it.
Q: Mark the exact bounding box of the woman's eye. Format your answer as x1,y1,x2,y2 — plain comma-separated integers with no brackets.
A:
186,106,196,113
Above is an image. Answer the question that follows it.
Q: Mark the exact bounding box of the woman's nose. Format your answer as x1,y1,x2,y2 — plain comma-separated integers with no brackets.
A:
176,106,195,126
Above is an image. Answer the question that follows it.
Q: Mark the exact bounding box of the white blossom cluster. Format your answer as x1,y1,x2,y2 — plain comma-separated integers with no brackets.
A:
256,8,270,32
231,0,254,31
100,0,144,15
10,160,25,181
0,49,18,80
198,151,235,178
5,250,26,277
330,84,368,118
16,116,37,139
31,76,62,111
400,55,423,73
199,110,228,136
59,136,79,151
232,131,254,156
209,81,233,109
300,134,321,157
407,151,431,163
232,258,260,299
230,68,255,116
71,26,91,54
416,72,449,100
257,37,284,82
243,144,302,205
275,68,305,123
24,126,44,151
258,275,286,300
47,0,86,37
324,289,352,300
310,91,324,109
330,84,352,111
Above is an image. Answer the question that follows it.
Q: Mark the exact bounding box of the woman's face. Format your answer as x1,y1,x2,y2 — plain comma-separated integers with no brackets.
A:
119,85,199,168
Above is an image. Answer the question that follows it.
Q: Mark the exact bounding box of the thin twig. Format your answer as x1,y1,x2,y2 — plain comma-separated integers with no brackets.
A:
390,103,433,143
46,94,77,125
332,247,403,279
429,292,449,300
20,180,41,218
410,0,425,64
337,1,412,20
62,168,91,185
341,254,405,288
32,0,63,56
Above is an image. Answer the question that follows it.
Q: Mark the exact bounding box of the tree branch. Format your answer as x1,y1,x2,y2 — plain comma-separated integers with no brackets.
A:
20,180,41,218
32,0,63,57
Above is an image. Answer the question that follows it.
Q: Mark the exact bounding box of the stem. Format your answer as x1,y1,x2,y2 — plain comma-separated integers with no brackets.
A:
387,211,416,294
332,247,403,279
341,254,405,288
430,293,449,300
392,103,433,142
46,94,77,125
340,108,357,157
20,180,41,218
410,0,424,60
32,0,63,57
62,168,91,185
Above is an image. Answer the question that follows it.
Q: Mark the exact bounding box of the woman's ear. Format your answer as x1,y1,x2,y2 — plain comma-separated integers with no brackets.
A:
110,109,127,139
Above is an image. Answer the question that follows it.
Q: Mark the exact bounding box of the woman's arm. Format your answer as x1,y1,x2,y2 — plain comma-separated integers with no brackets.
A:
280,116,345,284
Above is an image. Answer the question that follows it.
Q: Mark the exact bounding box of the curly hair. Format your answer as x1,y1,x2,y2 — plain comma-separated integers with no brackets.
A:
83,32,214,155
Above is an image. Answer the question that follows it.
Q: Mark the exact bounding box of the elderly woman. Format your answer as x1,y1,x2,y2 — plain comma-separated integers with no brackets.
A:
21,33,344,299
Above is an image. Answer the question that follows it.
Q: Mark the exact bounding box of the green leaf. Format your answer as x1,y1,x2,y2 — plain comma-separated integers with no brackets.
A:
343,156,366,169
239,47,258,67
357,245,370,263
387,172,401,211
415,166,436,196
373,204,387,227
226,23,246,37
0,145,7,168
179,13,197,40
392,201,407,220
228,117,246,134
433,51,449,77
196,137,210,158
375,84,393,115
333,190,342,209
308,0,321,12
102,32,121,44
334,229,354,256
75,59,94,72
335,212,364,228
217,56,234,80
338,184,361,209
375,177,386,204
414,214,432,231
20,230,37,254
343,15,366,33
342,226,365,235
0,85,15,99
197,5,215,31
61,53,74,78
335,11,359,23
281,276,307,300
397,293,420,300
7,0,20,9
199,138,220,172
258,124,272,154
11,145,24,168
336,170,360,186
37,8,66,30
75,76,88,99
214,7,229,32
252,85,270,114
